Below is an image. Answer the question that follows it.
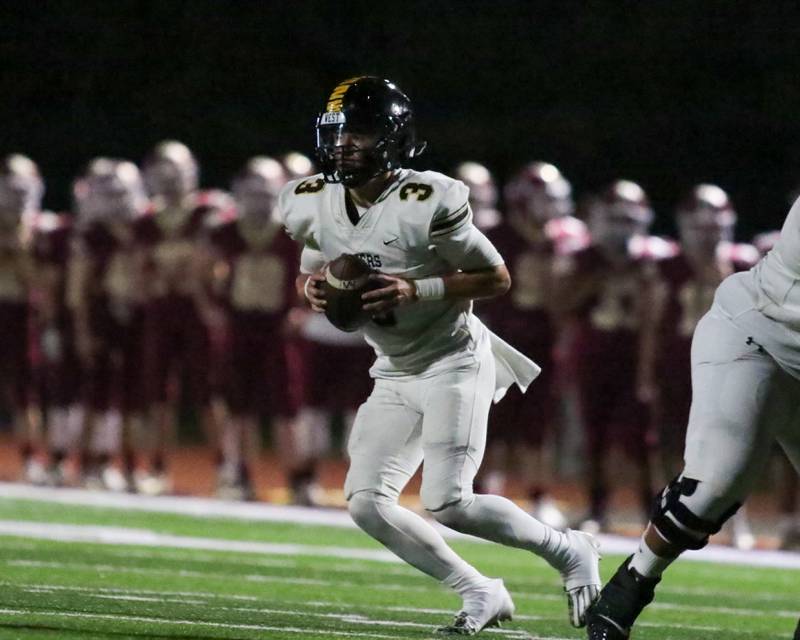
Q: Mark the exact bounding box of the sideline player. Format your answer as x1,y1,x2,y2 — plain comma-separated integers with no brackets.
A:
586,196,800,640
479,161,587,526
0,155,42,481
206,157,300,500
136,141,220,494
278,76,601,635
556,181,673,530
68,158,149,490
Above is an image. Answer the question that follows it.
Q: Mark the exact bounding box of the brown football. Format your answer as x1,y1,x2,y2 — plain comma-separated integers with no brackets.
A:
321,254,372,331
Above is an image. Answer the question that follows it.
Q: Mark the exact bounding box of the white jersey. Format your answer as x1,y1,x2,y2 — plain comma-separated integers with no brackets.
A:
751,196,800,329
277,169,506,379
713,196,800,379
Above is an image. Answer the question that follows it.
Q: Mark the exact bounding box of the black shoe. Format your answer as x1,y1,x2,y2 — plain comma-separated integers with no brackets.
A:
586,556,660,639
793,617,799,640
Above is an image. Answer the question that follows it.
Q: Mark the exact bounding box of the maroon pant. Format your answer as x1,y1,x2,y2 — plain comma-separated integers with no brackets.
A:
143,295,210,406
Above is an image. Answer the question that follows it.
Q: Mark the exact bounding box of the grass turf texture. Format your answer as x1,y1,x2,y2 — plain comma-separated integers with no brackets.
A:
0,498,796,639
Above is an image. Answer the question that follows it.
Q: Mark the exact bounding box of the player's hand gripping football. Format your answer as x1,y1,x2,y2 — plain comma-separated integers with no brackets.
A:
303,272,327,312
361,273,417,313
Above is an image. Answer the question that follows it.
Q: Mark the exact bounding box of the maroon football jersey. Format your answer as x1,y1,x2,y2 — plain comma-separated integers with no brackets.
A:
134,191,227,299
207,215,299,326
481,215,588,340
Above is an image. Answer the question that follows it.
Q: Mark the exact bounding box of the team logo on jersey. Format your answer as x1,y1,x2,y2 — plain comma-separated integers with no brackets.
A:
326,76,364,112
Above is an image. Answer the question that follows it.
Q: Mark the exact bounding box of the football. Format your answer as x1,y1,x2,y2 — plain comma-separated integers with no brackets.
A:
321,253,373,331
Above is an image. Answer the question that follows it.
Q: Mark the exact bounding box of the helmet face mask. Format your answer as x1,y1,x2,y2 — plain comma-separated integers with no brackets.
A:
233,157,286,221
676,185,736,257
504,162,574,225
75,158,145,226
142,141,199,201
590,180,653,255
315,77,425,187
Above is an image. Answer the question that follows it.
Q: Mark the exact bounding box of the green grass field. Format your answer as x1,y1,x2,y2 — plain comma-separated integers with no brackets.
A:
0,489,797,639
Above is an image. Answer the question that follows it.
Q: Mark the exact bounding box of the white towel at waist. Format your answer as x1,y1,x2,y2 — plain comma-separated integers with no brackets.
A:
488,329,541,403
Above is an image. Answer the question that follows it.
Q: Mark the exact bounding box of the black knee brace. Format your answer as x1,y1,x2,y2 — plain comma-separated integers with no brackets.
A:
650,476,741,551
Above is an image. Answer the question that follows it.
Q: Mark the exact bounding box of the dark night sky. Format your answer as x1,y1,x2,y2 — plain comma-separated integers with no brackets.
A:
3,1,800,238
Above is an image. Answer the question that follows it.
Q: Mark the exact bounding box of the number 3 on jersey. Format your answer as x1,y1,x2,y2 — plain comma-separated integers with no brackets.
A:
399,183,433,201
294,178,325,194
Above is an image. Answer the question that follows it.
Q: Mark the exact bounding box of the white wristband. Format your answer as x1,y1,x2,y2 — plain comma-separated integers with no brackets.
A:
414,277,446,300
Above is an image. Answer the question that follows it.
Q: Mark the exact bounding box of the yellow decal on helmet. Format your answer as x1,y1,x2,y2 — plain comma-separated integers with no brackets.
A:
326,76,365,112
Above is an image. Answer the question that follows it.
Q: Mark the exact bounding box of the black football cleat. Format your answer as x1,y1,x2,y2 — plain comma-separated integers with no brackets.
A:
793,617,799,640
586,556,660,639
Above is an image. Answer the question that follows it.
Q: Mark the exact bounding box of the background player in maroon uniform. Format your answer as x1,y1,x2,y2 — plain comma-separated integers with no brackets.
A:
206,157,300,500
137,140,221,494
0,155,44,482
479,161,587,526
453,162,501,233
68,158,150,491
557,180,671,532
641,184,759,547
31,209,80,485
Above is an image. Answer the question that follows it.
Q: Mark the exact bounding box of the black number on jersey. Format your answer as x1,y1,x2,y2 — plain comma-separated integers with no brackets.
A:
399,183,433,202
294,178,325,194
356,252,382,269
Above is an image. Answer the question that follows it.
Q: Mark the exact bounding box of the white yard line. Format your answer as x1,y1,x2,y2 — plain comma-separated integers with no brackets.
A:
6,557,797,619
2,481,800,569
7,536,798,608
0,607,403,639
2,581,260,602
4,585,747,637
0,519,402,563
5,558,435,593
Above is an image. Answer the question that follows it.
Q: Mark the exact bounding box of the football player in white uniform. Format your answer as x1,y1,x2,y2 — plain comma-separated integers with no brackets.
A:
277,76,601,636
586,197,800,640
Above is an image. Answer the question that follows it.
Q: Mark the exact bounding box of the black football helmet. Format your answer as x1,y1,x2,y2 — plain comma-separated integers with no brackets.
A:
315,76,426,187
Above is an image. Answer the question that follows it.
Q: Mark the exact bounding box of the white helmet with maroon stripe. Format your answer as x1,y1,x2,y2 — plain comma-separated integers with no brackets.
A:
454,161,500,231
280,151,315,180
142,140,199,201
232,156,287,220
74,157,147,225
0,154,43,226
676,184,736,254
504,161,573,223
589,180,653,255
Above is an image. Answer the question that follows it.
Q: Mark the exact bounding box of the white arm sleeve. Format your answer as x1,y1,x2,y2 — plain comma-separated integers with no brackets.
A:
300,246,326,274
433,221,504,270
428,179,504,270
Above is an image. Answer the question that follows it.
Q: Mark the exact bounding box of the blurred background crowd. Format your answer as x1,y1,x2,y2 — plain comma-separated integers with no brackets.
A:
5,1,800,551
0,144,797,551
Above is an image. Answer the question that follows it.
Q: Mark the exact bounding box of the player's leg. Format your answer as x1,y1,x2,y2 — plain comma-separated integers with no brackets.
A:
138,307,174,493
776,404,800,549
587,309,799,639
419,350,599,628
217,322,256,500
345,379,499,624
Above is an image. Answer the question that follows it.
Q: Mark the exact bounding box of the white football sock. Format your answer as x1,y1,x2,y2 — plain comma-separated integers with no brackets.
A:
628,535,676,578
47,408,70,450
433,494,576,573
90,411,122,455
348,491,487,596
